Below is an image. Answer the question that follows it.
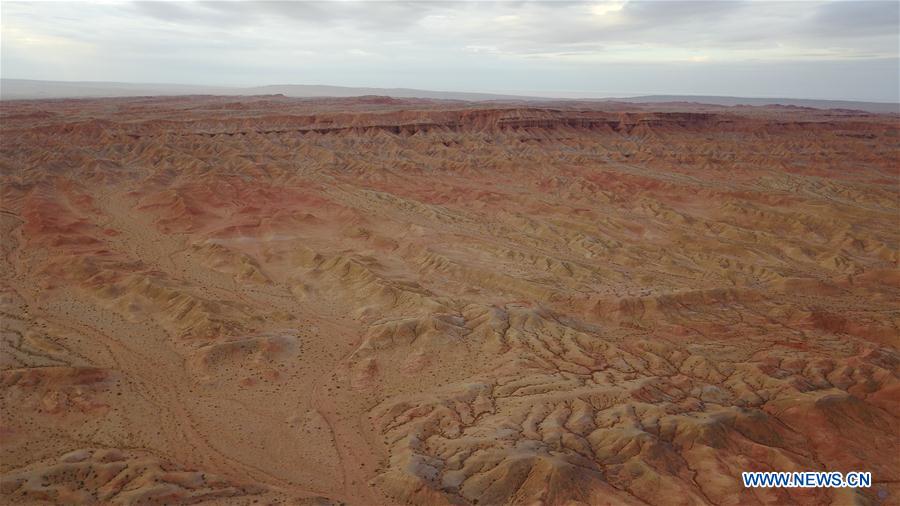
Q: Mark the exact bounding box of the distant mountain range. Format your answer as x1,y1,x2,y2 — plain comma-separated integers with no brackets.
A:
0,79,540,102
2,78,897,114
615,95,899,114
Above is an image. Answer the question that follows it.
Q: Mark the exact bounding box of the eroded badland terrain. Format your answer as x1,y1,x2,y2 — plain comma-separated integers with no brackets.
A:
0,96,898,505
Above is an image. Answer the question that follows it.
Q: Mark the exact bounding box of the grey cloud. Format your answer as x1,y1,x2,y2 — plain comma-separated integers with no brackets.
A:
132,1,197,23
2,0,898,101
132,1,443,31
132,1,257,26
811,0,900,36
121,1,897,55
620,0,749,24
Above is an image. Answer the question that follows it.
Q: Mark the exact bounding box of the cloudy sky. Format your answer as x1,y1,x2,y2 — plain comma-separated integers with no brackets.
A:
2,1,898,101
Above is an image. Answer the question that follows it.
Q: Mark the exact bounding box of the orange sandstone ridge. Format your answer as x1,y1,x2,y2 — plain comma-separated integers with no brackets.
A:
0,95,898,505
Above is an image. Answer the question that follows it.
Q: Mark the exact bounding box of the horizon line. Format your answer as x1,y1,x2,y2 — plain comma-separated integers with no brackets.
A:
3,77,899,105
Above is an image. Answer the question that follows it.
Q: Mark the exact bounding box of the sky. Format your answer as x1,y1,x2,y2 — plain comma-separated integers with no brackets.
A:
2,0,899,101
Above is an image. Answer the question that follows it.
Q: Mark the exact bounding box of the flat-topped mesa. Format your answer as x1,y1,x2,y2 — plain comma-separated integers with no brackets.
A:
2,99,894,144
185,109,729,136
190,109,883,137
